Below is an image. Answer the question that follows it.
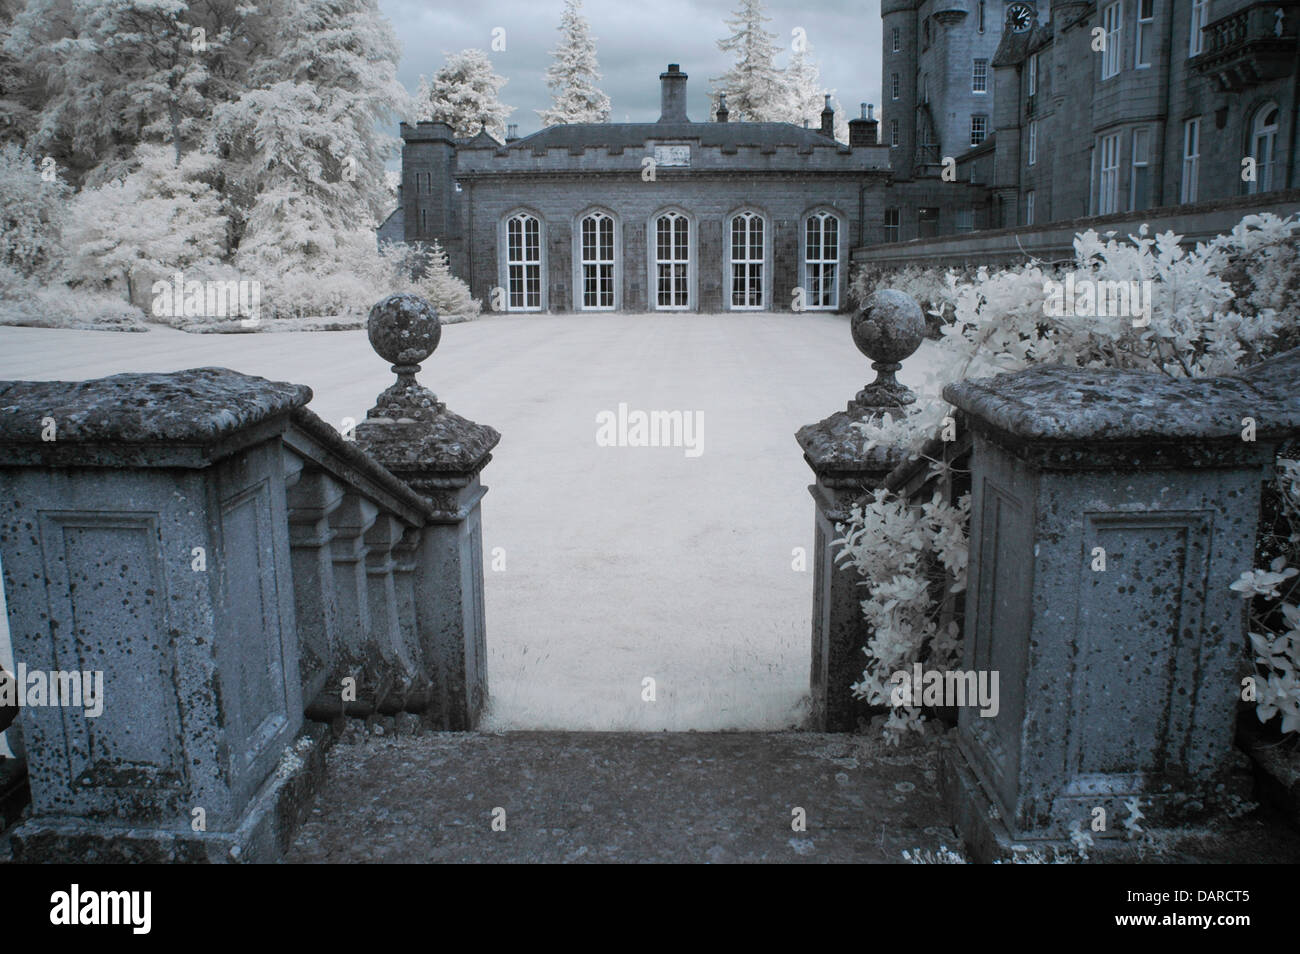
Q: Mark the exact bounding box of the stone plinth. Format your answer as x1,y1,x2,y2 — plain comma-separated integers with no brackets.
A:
0,369,323,862
939,354,1300,860
354,294,500,730
796,290,924,731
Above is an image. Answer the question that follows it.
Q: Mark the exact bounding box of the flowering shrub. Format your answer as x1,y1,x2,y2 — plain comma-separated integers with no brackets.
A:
837,213,1300,742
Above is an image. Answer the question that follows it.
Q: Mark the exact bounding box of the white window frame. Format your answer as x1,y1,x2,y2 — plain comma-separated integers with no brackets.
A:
1130,127,1151,210
726,210,768,310
802,211,841,311
891,72,900,100
1099,132,1121,214
1026,190,1036,225
892,26,901,52
1136,0,1154,67
1101,1,1123,79
890,119,900,147
1250,103,1279,194
1028,53,1038,95
1181,117,1200,203
884,208,900,242
650,210,693,311
576,210,617,311
973,58,988,93
1028,119,1038,165
970,114,988,147
504,211,543,312
1189,0,1209,56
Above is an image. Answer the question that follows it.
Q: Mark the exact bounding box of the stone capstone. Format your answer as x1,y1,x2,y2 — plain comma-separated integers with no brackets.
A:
0,368,311,448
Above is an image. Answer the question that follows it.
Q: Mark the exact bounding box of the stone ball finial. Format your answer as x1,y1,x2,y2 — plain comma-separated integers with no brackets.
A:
850,289,925,410
368,293,441,376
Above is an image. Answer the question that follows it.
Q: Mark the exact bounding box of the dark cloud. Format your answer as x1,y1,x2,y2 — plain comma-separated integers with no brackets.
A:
380,0,882,131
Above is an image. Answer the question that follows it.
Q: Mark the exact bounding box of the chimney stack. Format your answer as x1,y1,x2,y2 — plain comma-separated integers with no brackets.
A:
820,93,835,138
658,64,690,123
848,102,878,148
716,92,729,123
505,124,519,142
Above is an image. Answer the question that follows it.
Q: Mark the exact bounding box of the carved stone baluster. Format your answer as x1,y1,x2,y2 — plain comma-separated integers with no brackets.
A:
286,469,346,715
328,493,379,713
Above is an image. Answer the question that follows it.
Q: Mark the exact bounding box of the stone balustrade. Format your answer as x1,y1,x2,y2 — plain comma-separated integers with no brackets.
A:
940,347,1300,860
0,292,498,861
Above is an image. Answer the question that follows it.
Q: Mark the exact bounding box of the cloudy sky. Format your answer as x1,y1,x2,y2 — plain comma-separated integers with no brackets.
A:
378,0,883,131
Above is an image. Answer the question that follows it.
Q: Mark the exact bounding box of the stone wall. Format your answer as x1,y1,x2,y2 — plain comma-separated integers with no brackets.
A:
457,174,889,312
852,187,1300,270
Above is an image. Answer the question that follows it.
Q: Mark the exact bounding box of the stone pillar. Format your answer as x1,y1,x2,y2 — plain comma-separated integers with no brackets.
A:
938,354,1300,860
0,369,324,862
795,290,925,731
355,294,500,730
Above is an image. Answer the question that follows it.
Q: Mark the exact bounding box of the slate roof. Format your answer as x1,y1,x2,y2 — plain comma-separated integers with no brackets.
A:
471,121,845,152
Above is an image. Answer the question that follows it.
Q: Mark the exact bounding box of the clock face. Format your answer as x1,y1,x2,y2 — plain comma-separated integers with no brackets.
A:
1008,2,1034,31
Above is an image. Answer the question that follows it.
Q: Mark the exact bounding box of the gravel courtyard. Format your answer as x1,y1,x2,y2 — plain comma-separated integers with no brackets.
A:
0,313,934,732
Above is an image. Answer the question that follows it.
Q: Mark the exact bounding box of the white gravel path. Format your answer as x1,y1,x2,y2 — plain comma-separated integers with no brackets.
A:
0,314,935,732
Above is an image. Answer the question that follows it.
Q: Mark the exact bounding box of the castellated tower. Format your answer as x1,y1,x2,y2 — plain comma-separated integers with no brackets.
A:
399,121,465,278
882,0,1009,179
881,0,921,178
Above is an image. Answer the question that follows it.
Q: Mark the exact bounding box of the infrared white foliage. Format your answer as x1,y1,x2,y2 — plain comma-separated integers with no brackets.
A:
538,0,610,127
839,214,1300,741
414,49,513,141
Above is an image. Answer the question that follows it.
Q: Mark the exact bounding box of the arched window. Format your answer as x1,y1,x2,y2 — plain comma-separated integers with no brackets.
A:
804,212,840,310
506,212,541,311
580,211,616,310
1250,103,1279,194
729,212,765,309
654,211,690,309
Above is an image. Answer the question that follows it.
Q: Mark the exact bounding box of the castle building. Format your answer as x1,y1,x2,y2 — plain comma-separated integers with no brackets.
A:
387,65,892,313
877,0,1298,239
987,0,1298,227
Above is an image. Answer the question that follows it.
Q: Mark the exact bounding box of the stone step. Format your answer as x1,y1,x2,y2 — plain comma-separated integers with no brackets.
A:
286,729,1300,864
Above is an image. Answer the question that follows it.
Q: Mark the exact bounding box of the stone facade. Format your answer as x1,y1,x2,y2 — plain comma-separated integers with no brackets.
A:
394,65,892,313
990,0,1299,227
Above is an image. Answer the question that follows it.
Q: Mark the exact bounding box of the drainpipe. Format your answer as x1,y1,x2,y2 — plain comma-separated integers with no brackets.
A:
1156,0,1176,203
1286,45,1300,188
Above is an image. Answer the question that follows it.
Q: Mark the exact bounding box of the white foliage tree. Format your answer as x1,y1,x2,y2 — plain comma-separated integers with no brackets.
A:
415,49,513,140
63,144,227,305
213,0,407,275
0,142,67,278
779,42,847,139
4,0,260,185
712,0,783,122
538,0,609,126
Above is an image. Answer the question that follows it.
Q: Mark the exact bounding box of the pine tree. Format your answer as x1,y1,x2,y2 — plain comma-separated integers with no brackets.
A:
538,0,609,126
712,0,782,122
212,0,407,274
780,43,847,140
414,49,513,140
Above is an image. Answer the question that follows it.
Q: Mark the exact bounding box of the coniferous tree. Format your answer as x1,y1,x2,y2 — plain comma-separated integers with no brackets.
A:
538,0,610,126
414,49,513,140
